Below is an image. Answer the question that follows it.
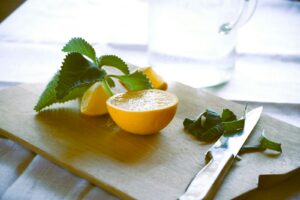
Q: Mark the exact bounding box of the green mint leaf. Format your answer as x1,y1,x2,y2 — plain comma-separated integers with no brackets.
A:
222,119,245,136
184,107,283,156
184,110,221,131
183,108,246,142
221,109,237,122
98,55,129,75
56,53,106,99
60,85,92,102
62,37,97,64
101,79,114,96
183,118,200,132
34,72,92,111
105,76,115,88
239,145,266,154
183,112,205,132
183,109,223,142
111,71,152,91
202,109,222,129
260,131,282,153
34,72,60,111
240,132,282,154
198,123,224,142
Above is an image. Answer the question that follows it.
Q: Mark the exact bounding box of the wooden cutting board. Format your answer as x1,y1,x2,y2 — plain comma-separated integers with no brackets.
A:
0,83,299,200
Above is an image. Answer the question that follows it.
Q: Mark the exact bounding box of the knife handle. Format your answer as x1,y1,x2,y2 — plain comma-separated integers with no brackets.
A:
179,151,234,200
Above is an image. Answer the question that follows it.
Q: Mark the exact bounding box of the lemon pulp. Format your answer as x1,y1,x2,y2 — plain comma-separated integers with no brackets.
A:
106,89,178,135
109,89,177,111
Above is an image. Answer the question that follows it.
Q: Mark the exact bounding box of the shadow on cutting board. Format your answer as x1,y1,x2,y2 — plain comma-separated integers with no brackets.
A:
235,168,300,200
34,102,163,164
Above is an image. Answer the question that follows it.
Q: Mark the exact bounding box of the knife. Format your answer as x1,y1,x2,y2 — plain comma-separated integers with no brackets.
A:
179,106,263,200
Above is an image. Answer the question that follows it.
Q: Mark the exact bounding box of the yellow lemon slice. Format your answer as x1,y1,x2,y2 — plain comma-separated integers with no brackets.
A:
80,82,111,116
106,89,178,135
139,67,168,90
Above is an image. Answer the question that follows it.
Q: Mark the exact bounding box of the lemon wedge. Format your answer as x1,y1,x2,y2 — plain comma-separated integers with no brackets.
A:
139,67,168,90
80,82,110,116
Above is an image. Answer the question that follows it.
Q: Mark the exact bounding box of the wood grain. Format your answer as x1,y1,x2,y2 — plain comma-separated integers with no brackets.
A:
0,83,299,200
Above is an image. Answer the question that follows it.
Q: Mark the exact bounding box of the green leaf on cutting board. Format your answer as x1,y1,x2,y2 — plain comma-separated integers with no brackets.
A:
183,108,283,156
259,131,282,153
221,108,237,122
223,119,245,136
34,72,60,111
34,71,93,112
183,109,244,142
240,131,282,154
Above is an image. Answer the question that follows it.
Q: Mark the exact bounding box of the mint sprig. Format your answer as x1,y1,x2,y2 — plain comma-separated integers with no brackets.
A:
34,37,152,112
183,109,244,142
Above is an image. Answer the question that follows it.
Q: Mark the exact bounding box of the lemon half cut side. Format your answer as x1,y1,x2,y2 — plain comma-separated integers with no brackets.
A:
106,89,178,135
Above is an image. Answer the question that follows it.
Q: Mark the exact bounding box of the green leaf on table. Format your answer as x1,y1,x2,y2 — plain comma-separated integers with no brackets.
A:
239,145,266,154
55,53,106,99
203,109,222,129
184,108,246,142
240,131,282,154
183,115,203,133
260,131,282,153
111,71,152,91
34,72,60,112
183,109,224,142
221,108,237,122
198,123,224,142
62,37,97,64
183,107,283,156
223,119,245,136
184,109,221,130
98,55,129,75
34,72,92,111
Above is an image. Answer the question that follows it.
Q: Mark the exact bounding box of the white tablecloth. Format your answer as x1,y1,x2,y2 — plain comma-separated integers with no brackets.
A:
0,0,299,199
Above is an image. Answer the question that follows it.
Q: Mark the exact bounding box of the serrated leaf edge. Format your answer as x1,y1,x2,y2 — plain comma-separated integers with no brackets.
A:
62,37,97,64
98,54,129,75
55,53,106,100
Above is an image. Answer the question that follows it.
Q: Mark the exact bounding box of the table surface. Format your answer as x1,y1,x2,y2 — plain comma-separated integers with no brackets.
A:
0,0,299,199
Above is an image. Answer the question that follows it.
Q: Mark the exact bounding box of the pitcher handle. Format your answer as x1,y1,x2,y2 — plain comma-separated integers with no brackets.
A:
219,0,258,34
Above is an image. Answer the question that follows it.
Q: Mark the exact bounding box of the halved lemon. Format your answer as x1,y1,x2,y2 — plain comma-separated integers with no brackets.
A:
80,82,111,116
139,67,168,90
106,89,178,135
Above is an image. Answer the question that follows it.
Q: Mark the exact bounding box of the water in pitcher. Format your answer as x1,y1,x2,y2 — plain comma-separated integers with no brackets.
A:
148,0,238,88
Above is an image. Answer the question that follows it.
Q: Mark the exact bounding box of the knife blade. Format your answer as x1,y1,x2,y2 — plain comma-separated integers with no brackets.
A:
179,106,263,200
